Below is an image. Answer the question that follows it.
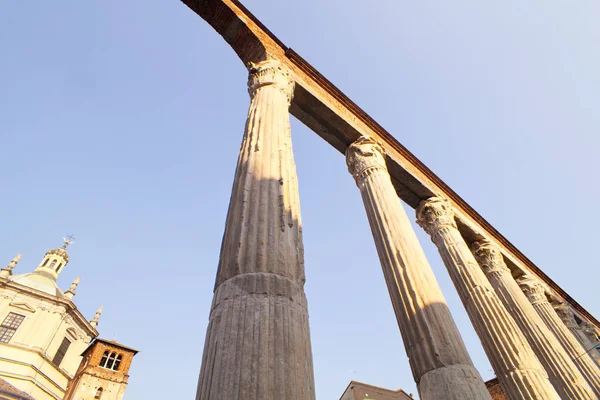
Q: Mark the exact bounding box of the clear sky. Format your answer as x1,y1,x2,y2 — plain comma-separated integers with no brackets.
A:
1,1,599,399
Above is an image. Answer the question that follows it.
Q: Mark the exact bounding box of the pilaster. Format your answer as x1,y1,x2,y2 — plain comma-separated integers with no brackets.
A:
196,60,315,400
416,197,559,400
518,276,600,396
471,240,596,400
346,137,490,400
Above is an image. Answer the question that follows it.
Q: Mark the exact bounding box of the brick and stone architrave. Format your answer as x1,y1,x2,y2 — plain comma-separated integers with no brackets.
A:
196,59,315,400
416,197,560,400
518,275,600,397
471,239,596,400
346,137,490,400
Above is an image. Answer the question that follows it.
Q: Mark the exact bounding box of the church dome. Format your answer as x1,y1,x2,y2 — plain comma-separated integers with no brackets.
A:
9,272,64,297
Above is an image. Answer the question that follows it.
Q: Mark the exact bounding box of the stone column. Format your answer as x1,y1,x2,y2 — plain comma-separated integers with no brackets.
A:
196,60,315,400
416,197,560,400
518,276,600,397
471,240,596,400
554,304,600,366
346,137,490,400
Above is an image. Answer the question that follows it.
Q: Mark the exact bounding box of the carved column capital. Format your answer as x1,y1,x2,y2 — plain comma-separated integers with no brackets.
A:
580,320,600,337
471,239,510,275
247,59,294,104
554,303,579,328
517,275,548,304
346,136,387,181
416,197,457,238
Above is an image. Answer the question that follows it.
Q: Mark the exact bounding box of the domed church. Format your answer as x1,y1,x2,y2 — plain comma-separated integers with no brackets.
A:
0,239,137,400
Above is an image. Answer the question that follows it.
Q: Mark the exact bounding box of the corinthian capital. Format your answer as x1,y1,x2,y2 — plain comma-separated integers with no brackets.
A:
416,197,457,236
471,239,510,275
346,136,387,180
516,275,548,304
554,303,578,328
247,59,294,103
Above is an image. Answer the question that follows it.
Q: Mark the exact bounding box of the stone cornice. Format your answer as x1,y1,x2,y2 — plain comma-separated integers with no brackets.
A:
0,279,98,338
179,0,600,330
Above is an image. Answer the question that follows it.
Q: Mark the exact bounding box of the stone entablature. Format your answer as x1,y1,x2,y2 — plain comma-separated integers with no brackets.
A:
179,0,600,334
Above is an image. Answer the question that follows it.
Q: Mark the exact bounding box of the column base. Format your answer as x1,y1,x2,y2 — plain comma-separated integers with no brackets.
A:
419,364,491,400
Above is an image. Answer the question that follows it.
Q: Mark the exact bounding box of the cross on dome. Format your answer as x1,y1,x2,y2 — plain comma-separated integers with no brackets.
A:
62,234,75,249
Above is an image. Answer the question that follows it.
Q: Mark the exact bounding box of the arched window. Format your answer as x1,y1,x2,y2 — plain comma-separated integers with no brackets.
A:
94,387,103,399
106,352,117,369
56,263,63,272
113,354,123,371
42,258,49,267
48,260,57,269
99,350,122,370
99,351,109,367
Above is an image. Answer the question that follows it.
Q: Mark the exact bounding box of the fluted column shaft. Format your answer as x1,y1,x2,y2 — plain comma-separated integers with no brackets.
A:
518,276,600,396
417,197,560,400
196,60,315,400
555,304,600,366
346,137,490,400
471,240,597,400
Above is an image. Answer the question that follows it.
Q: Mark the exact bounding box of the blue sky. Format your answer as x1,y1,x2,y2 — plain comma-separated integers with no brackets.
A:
1,1,599,399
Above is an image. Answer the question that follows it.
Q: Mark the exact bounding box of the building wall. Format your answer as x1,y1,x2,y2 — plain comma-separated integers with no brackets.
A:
486,378,508,400
0,284,95,400
339,381,413,400
66,376,126,400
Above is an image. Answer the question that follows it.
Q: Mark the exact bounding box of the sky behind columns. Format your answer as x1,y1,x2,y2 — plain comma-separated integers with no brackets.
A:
1,1,599,399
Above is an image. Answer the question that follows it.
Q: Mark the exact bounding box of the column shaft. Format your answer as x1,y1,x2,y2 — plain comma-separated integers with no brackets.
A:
417,198,560,400
196,60,315,400
518,276,600,396
346,137,490,400
471,240,597,400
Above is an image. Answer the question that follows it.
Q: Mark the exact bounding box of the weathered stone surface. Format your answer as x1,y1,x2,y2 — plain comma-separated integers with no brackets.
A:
554,304,600,366
580,319,600,359
196,60,315,400
518,276,600,397
346,137,490,400
417,197,560,400
471,240,597,400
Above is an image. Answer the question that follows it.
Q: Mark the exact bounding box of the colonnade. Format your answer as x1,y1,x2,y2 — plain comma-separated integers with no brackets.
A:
196,60,600,400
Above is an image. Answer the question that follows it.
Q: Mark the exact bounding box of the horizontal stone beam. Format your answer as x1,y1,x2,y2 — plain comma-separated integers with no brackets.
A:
180,0,599,329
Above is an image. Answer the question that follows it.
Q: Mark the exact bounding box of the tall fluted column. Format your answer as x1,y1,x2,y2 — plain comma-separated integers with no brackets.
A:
518,276,600,396
346,137,490,400
471,240,596,400
196,60,315,400
416,197,560,400
554,304,600,366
